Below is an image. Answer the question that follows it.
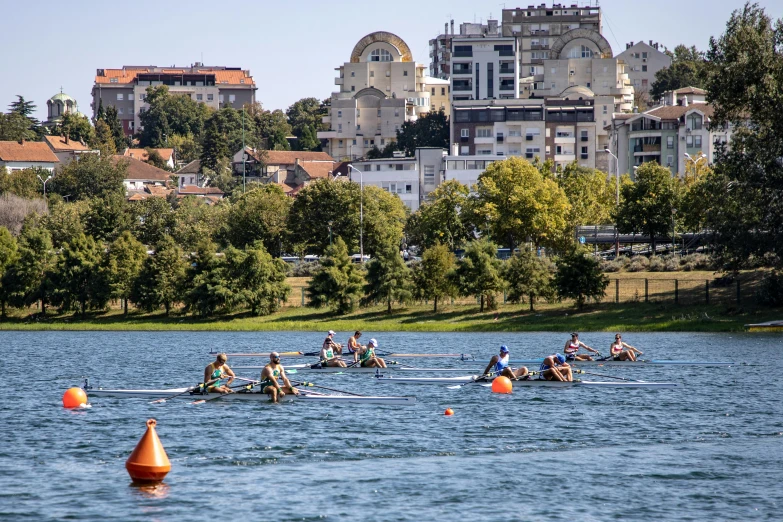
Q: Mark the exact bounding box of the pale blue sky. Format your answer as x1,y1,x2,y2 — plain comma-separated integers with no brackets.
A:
0,0,772,121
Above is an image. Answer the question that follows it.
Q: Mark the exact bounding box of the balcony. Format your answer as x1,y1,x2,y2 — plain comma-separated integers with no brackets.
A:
335,78,344,86
452,68,473,75
499,67,515,75
498,50,514,57
499,84,515,91
580,136,589,142
453,51,473,58
506,135,523,143
452,84,472,92
580,153,589,160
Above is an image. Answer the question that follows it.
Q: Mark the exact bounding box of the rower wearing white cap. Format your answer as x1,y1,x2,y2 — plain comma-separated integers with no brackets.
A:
482,345,529,380
259,352,299,403
540,353,573,381
358,338,387,368
323,330,343,355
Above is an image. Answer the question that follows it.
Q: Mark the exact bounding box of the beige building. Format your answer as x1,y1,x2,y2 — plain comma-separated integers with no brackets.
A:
616,41,671,105
318,32,448,160
429,19,501,79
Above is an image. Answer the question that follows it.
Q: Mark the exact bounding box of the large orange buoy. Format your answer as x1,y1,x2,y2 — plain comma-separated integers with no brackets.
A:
444,408,454,416
126,419,171,483
63,387,88,408
491,376,513,394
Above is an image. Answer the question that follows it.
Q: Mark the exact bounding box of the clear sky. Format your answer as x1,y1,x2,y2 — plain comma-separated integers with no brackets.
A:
0,0,773,121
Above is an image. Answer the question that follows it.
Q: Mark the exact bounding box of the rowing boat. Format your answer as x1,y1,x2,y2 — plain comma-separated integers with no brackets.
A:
373,375,678,388
84,385,415,405
233,364,475,373
509,359,735,366
213,351,474,360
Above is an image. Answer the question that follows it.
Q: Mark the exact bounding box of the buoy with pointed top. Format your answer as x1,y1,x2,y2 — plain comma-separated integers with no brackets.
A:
62,387,88,408
444,408,454,416
126,419,171,483
491,376,513,394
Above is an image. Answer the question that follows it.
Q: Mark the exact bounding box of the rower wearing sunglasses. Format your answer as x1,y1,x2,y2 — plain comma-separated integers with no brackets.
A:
563,332,600,361
609,334,643,361
482,345,529,380
259,352,300,403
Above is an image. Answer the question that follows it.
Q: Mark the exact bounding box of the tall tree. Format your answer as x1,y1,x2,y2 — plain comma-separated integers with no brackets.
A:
184,239,234,317
0,227,18,317
411,242,457,313
254,108,292,151
56,113,95,145
51,153,127,201
130,235,185,315
41,199,88,248
306,237,363,314
84,192,130,242
129,196,176,246
287,179,360,255
50,233,105,316
103,106,126,150
104,231,147,315
172,196,227,251
394,110,449,156
502,249,555,311
613,161,680,253
224,184,291,255
231,242,291,315
554,249,608,310
6,224,56,315
405,180,472,251
0,167,43,199
286,97,326,151
93,120,117,154
200,116,230,174
451,239,503,312
556,162,614,240
8,95,42,138
362,235,412,313
0,112,37,142
139,85,211,148
650,44,709,101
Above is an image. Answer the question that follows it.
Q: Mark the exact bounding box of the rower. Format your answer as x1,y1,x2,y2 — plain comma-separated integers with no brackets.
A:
259,352,300,403
318,337,347,368
539,353,573,381
203,353,235,394
358,338,387,368
564,332,600,361
323,330,343,355
482,345,529,380
346,331,364,363
609,334,644,361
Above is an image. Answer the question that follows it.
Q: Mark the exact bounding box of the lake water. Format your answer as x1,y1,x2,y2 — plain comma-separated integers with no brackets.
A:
1,331,781,521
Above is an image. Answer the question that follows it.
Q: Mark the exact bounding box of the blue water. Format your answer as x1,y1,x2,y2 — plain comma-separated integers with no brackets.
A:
1,331,781,521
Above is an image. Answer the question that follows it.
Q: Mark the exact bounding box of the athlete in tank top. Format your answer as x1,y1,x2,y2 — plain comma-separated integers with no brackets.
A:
203,354,235,394
563,333,599,361
482,345,529,381
260,352,299,403
609,334,643,361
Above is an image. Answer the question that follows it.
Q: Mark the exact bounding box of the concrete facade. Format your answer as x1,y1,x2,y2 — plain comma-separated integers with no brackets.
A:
450,36,520,101
616,41,671,104
429,19,501,79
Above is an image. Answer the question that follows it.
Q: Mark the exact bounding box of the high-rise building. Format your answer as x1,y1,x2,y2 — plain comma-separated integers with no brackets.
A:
450,36,520,101
91,64,256,135
429,19,500,79
615,41,671,105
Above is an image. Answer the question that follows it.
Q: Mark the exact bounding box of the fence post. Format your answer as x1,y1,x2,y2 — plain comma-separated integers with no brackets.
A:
736,279,741,305
503,290,507,304
301,287,305,306
615,279,619,303
705,280,710,305
645,279,649,303
674,279,679,304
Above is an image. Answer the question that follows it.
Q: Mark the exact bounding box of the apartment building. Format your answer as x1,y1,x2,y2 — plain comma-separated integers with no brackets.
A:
91,64,256,136
450,36,520,101
429,19,500,79
616,41,671,104
318,31,447,161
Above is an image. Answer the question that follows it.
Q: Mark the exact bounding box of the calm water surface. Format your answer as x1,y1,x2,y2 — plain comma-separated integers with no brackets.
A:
1,331,781,521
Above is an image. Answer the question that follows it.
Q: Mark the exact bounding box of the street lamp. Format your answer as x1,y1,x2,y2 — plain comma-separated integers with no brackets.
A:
348,165,364,263
671,207,678,257
37,174,53,197
603,147,620,257
328,220,334,246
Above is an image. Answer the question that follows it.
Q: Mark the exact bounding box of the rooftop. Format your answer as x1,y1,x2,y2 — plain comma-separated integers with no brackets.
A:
0,140,60,163
44,135,91,152
124,148,174,162
246,148,334,165
112,155,172,182
95,65,254,86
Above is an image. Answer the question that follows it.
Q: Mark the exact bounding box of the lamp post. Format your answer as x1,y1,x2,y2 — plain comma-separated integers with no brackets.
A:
37,174,53,197
603,147,620,257
683,152,707,178
348,165,364,263
671,207,677,257
328,220,333,246
242,106,246,193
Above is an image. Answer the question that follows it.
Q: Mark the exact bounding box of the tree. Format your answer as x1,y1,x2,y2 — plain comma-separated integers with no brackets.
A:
172,196,227,251
0,227,18,317
361,185,408,258
286,97,326,151
84,192,130,242
362,235,412,313
394,110,449,156
105,231,147,315
0,112,37,142
130,235,185,315
0,193,48,236
139,85,211,148
200,116,230,173
231,242,291,315
701,3,783,270
287,179,360,255
650,45,709,101
168,133,201,164
0,167,43,199
502,249,555,311
473,157,570,250
51,153,126,201
6,224,56,315
411,243,457,313
129,197,176,246
554,249,608,309
50,233,105,316
224,184,290,255
613,161,680,253
254,108,292,150
41,199,88,248
306,237,363,314
103,106,127,149
144,148,169,170
405,180,472,250
556,162,614,240
7,95,42,138
184,239,233,317
56,113,95,145
451,239,503,312
93,120,116,154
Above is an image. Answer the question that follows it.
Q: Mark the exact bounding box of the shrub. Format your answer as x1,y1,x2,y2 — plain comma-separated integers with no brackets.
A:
758,271,783,306
601,259,622,272
664,256,680,272
648,256,665,272
289,261,321,277
627,256,650,272
681,253,713,271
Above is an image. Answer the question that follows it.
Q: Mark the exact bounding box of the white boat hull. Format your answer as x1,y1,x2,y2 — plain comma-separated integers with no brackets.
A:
374,375,678,388
510,359,734,366
233,365,477,373
85,386,415,405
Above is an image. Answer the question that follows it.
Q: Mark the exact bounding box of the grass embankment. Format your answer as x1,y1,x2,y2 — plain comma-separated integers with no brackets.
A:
0,271,778,333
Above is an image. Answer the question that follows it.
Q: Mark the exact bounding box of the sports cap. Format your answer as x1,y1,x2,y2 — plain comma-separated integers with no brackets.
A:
328,330,336,335
555,354,566,364
369,338,378,347
500,345,509,353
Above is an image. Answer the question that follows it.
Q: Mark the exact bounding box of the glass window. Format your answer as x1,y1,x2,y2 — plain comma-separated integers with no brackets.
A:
460,129,469,138
351,71,355,77
207,94,213,101
229,95,236,102
667,136,674,149
477,128,492,138
219,94,224,103
369,48,392,62
117,94,124,100
370,71,374,77
403,70,408,76
337,110,342,118
686,135,693,147
196,94,203,101
694,135,702,148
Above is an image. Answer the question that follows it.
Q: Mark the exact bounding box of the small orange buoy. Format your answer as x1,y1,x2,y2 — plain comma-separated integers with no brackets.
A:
126,419,171,483
444,408,454,416
63,387,88,408
491,376,513,394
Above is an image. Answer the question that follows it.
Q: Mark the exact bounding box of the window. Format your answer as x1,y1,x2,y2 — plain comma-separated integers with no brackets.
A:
370,71,374,78
117,94,124,101
694,135,702,148
424,165,435,182
380,139,385,145
431,87,435,95
642,65,648,72
139,94,145,100
477,128,492,138
567,45,593,58
356,124,361,131
477,149,492,155
364,139,369,146
229,94,236,103
441,87,446,95
338,123,342,132
352,139,357,145
686,135,694,147
118,107,124,114
357,109,361,117
207,94,213,101
338,140,343,145
351,71,355,77
602,105,608,114
337,110,342,118
642,52,648,59
110,78,118,83
369,48,392,62
196,94,203,101
377,109,381,117
460,146,470,154
667,136,674,149
394,109,399,117
219,95,224,103
405,184,412,193
460,129,469,138
351,86,356,92
667,155,674,166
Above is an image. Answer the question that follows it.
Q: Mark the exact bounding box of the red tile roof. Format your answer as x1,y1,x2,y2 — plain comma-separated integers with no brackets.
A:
124,148,174,162
112,155,172,182
298,160,338,180
248,149,334,165
44,135,90,152
0,141,60,163
674,86,706,95
95,67,254,86
646,103,714,121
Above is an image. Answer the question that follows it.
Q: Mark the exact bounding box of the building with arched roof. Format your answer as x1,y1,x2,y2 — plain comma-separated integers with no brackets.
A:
318,31,449,161
45,90,82,128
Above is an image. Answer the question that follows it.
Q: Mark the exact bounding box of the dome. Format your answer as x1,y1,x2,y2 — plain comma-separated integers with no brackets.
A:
350,31,413,63
559,85,595,99
49,92,77,104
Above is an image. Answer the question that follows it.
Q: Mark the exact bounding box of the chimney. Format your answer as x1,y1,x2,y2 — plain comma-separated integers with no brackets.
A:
445,22,448,35
626,43,630,49
682,95,688,107
451,19,455,35
18,138,25,146
649,40,653,46
65,135,70,145
451,143,459,156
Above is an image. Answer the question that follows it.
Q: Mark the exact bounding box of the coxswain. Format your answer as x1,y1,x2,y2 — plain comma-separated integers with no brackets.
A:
259,352,300,403
539,353,573,381
563,332,600,361
346,331,364,363
358,338,387,368
203,353,235,394
323,330,343,355
318,337,347,367
482,345,529,380
609,334,644,361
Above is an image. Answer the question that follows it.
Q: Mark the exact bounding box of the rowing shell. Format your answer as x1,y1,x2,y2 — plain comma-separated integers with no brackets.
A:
233,365,476,373
374,375,678,388
214,352,474,360
85,386,415,405
509,359,735,366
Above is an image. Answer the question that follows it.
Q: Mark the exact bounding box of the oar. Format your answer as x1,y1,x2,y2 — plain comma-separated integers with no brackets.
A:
447,370,499,390
216,351,304,357
150,377,222,404
573,369,643,382
288,380,366,397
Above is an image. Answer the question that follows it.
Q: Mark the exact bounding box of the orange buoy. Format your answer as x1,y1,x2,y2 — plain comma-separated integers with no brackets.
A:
444,408,454,416
126,419,171,483
491,376,513,394
63,387,88,408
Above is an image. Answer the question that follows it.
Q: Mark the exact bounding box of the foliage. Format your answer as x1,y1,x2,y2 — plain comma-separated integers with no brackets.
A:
93,120,117,155
5,95,41,139
394,110,449,156
41,199,88,248
0,193,48,235
4,224,57,314
473,157,570,249
200,116,229,172
253,107,292,151
556,162,614,241
361,236,412,313
104,231,147,315
502,249,555,311
757,271,783,306
102,106,127,149
231,242,291,316
172,197,227,250
286,97,326,151
451,239,503,312
55,113,95,145
411,243,457,312
406,180,472,250
143,148,169,170
130,235,185,315
287,179,360,255
139,86,211,147
51,153,127,201
84,192,130,242
0,111,38,142
361,184,408,258
0,227,18,316
224,184,290,255
184,240,234,316
0,167,43,199
168,133,201,164
128,197,175,245
650,44,709,101
305,237,363,314
554,249,608,309
50,233,106,316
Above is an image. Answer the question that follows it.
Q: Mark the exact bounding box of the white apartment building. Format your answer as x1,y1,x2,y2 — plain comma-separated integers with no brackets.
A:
616,41,671,104
429,19,501,79
318,32,446,161
450,36,520,101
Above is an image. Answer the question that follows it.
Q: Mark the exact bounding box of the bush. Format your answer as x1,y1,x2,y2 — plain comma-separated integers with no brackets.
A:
627,256,650,272
648,256,665,272
0,194,48,235
663,255,680,272
601,259,622,272
757,271,783,306
288,261,321,277
681,253,713,271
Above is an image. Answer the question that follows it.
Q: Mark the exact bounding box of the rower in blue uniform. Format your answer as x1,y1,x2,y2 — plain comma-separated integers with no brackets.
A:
482,345,529,380
539,353,573,381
